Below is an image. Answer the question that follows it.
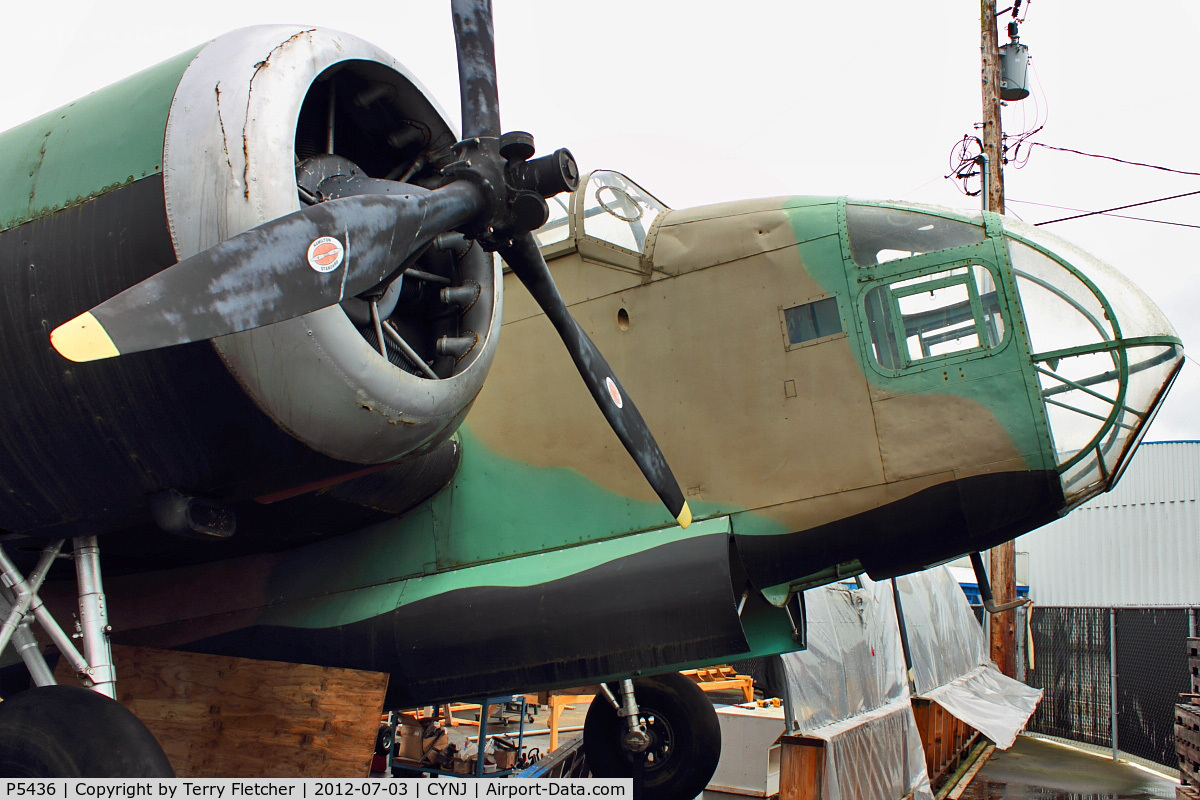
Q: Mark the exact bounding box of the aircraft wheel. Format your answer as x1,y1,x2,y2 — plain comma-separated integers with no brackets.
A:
375,724,395,755
583,673,721,800
0,685,174,777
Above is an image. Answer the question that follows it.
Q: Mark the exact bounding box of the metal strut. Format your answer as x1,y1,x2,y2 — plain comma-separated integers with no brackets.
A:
969,550,1030,614
615,679,651,754
0,536,117,697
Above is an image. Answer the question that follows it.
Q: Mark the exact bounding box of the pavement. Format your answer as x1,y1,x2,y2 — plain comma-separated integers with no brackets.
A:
958,736,1179,800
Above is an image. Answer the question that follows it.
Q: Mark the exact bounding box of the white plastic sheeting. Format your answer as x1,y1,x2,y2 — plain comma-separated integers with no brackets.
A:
806,699,933,800
780,567,1042,800
781,585,934,800
921,665,1041,749
887,567,987,696
783,586,907,729
883,567,1042,748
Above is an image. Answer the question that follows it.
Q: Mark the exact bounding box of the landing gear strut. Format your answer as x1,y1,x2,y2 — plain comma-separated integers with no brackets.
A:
0,537,173,777
584,673,721,800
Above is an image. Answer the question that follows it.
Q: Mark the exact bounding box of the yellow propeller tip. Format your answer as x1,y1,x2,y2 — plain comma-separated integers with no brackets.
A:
50,312,120,362
676,502,692,529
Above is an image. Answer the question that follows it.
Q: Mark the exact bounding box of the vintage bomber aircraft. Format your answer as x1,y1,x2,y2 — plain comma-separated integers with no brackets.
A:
0,1,1183,794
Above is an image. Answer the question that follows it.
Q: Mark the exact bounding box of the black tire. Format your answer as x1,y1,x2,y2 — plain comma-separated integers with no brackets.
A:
583,673,721,800
375,724,395,755
0,685,174,777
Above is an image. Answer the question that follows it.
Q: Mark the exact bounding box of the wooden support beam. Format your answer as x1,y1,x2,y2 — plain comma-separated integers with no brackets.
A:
780,735,825,800
989,540,1018,677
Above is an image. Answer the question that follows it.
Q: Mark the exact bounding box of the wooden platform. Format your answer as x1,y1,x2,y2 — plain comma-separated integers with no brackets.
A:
912,697,981,791
1178,641,1200,797
54,644,388,778
1178,698,1200,791
779,735,915,800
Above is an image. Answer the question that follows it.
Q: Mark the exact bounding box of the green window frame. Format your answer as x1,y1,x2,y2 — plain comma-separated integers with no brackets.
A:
860,262,1006,372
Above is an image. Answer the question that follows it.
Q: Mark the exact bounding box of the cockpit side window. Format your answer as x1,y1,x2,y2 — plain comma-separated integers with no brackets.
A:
862,264,1005,370
846,205,985,267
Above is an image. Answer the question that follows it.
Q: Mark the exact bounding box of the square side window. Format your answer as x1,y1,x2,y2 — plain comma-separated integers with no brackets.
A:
785,297,842,345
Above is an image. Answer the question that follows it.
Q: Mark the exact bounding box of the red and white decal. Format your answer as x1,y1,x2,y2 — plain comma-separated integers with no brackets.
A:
605,376,623,409
307,236,345,273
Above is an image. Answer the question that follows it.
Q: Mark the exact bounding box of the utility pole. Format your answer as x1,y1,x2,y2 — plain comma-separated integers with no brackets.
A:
981,0,1018,678
980,0,1005,215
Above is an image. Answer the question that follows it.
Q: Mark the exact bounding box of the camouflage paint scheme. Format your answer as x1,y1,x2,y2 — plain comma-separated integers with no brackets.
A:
78,181,1161,706
2,30,1181,707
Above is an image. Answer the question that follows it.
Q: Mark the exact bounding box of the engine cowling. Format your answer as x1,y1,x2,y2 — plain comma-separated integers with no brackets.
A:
0,26,500,541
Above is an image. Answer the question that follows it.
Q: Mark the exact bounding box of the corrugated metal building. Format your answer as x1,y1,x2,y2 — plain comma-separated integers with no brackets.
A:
1018,440,1199,607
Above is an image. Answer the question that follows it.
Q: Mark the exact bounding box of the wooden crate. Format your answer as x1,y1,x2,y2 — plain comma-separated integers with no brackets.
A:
779,735,825,800
1189,638,1200,698
778,735,914,800
55,644,388,778
1178,702,1200,789
911,698,980,791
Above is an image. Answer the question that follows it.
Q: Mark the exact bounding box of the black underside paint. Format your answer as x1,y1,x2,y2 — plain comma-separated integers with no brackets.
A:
144,533,749,708
733,469,1064,588
0,176,457,569
97,470,1064,707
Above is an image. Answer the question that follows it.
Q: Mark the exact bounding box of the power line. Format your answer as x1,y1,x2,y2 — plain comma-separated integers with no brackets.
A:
1032,189,1200,226
1029,143,1200,177
1008,198,1200,230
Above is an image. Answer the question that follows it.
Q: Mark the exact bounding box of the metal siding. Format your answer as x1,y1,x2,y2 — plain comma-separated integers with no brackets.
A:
1020,441,1200,607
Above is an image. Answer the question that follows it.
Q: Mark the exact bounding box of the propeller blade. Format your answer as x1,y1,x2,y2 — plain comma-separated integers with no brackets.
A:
498,232,692,528
452,0,501,139
51,182,483,362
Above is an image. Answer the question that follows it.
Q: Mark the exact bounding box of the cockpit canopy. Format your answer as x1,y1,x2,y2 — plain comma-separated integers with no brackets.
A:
846,202,1183,505
536,170,668,271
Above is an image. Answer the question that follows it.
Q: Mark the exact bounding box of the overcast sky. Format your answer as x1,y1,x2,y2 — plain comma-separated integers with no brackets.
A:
5,0,1197,440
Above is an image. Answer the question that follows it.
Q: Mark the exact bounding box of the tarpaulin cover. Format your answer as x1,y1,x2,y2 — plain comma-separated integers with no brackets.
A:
883,566,1042,749
781,584,934,800
920,664,1042,749
779,567,1043,799
812,699,934,800
886,567,987,695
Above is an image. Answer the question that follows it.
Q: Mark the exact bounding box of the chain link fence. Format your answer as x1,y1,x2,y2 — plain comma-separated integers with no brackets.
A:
1024,605,1198,769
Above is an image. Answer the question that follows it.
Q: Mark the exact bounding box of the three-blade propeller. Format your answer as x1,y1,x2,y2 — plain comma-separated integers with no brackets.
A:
49,0,691,529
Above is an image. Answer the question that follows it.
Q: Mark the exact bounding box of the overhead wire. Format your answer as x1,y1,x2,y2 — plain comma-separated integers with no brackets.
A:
1005,60,1049,169
1025,143,1200,177
1008,198,1200,230
1030,189,1200,226
946,135,984,197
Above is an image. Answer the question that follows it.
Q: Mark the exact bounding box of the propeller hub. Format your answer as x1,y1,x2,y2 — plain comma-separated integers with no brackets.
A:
441,133,579,251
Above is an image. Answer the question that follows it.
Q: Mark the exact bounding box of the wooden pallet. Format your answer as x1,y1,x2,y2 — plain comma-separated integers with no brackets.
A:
1189,638,1200,698
681,665,755,703
1178,702,1200,789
